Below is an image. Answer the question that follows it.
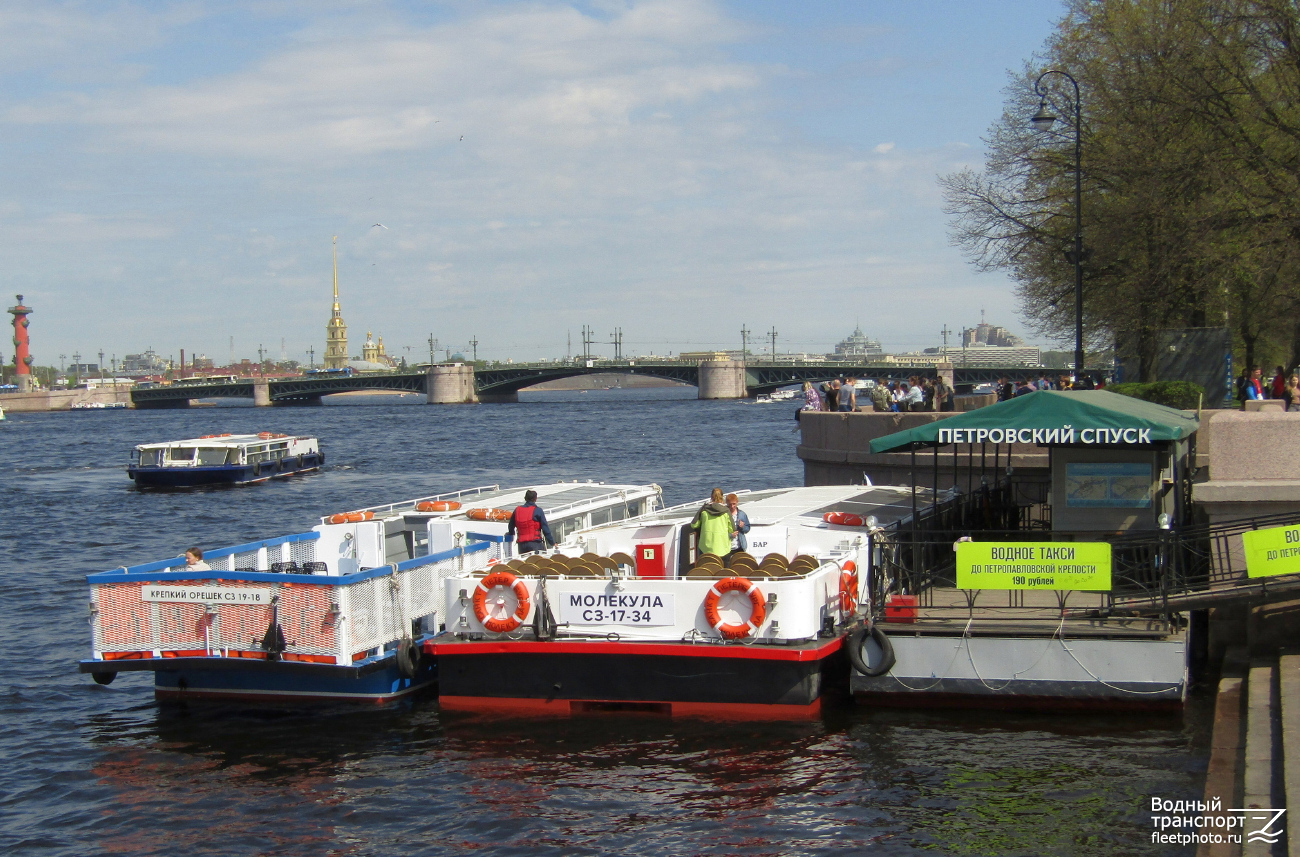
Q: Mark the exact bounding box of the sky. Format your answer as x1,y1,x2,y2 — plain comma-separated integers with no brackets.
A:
0,0,1069,369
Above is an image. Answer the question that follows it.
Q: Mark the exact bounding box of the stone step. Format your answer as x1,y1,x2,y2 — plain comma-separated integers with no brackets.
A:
1281,653,1300,857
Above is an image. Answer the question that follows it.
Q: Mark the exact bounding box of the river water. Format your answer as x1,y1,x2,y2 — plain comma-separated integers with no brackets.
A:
1,389,1207,856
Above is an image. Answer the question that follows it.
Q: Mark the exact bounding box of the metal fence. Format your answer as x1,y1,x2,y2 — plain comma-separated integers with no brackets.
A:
869,480,1300,618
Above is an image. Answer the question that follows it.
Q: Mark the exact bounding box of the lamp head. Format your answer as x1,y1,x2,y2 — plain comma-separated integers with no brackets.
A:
1030,101,1057,131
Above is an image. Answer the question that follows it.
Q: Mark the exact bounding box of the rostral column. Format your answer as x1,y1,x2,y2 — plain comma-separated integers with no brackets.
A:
8,294,33,392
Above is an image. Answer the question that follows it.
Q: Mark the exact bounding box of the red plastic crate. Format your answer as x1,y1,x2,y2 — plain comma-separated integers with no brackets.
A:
884,594,918,623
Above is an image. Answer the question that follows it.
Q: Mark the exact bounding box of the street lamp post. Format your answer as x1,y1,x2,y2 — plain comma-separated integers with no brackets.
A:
1031,69,1085,378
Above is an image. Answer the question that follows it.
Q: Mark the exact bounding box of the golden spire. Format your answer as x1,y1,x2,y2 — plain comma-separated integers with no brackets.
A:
332,235,339,308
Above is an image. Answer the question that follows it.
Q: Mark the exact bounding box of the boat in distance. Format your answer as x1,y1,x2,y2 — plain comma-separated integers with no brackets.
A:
432,484,931,718
79,481,664,703
127,433,324,487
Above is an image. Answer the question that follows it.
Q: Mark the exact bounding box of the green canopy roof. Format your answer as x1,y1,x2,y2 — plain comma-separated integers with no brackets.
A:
868,390,1200,453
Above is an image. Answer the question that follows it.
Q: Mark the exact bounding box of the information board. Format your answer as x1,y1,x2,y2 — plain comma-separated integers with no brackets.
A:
1064,462,1152,508
955,542,1112,590
1242,524,1300,578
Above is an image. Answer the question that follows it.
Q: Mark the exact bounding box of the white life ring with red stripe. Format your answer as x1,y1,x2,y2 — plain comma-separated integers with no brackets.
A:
472,570,532,633
703,576,767,640
839,560,859,614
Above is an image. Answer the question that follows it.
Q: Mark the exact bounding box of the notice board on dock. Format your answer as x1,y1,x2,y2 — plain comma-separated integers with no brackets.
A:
955,542,1112,590
1242,524,1300,578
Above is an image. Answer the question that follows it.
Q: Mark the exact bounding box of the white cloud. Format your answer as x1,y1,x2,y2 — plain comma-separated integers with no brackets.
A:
0,0,1034,362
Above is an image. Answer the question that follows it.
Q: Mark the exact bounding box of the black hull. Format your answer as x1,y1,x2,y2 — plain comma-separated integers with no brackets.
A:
431,637,846,717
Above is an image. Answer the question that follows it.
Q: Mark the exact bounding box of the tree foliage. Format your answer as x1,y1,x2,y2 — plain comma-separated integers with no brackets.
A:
943,0,1300,379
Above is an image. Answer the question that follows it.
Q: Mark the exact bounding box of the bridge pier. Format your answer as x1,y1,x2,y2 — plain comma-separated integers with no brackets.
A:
253,379,272,407
427,364,478,404
697,359,747,399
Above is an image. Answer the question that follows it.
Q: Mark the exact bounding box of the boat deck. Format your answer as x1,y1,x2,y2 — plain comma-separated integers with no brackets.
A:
885,588,1179,640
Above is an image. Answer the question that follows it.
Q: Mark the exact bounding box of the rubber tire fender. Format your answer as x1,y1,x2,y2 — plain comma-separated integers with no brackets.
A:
847,624,896,678
395,638,420,679
92,671,117,686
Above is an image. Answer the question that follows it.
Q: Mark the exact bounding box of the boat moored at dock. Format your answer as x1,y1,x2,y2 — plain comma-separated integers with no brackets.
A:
431,484,932,718
80,481,663,703
127,433,323,487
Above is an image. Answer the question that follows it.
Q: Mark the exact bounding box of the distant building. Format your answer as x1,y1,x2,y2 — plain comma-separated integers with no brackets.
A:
679,351,742,362
830,326,884,360
324,237,349,370
962,312,1024,348
191,355,214,370
940,345,1042,367
122,349,168,375
360,332,397,368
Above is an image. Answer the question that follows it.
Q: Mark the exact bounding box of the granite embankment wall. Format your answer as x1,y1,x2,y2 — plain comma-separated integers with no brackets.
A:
0,387,133,412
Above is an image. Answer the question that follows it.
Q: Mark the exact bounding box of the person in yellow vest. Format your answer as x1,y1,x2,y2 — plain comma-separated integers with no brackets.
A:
691,487,735,561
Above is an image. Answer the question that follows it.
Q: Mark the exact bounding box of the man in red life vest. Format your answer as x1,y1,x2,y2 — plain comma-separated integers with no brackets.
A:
508,489,554,554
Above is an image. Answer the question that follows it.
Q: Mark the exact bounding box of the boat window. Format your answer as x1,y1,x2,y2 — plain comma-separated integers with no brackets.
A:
138,449,161,467
552,517,579,543
627,500,641,517
167,447,196,462
590,507,612,527
197,448,228,466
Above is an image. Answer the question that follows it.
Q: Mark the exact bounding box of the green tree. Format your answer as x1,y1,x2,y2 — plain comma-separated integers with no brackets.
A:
944,0,1300,378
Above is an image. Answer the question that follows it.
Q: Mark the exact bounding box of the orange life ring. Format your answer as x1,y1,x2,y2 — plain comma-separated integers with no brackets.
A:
472,570,532,633
823,511,864,527
329,511,373,524
416,500,462,512
257,432,274,439
703,576,767,639
466,508,511,522
840,560,859,614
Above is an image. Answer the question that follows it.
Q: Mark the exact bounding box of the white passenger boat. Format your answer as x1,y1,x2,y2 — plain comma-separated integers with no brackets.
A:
431,484,930,718
128,433,323,488
79,481,663,703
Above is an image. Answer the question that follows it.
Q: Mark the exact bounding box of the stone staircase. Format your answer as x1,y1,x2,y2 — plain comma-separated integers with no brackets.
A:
1198,648,1296,856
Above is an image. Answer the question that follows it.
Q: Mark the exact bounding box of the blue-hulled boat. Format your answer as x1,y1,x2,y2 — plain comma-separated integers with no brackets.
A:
79,481,663,704
127,433,323,487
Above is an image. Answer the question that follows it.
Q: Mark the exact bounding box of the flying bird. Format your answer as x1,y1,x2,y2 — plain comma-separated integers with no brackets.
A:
372,223,388,230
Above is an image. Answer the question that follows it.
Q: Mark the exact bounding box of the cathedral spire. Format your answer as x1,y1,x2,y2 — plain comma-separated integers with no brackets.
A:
324,236,349,369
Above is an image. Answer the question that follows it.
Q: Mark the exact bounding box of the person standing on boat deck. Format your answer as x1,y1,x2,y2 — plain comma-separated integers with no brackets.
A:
184,547,210,571
691,488,735,560
508,490,554,555
838,377,858,411
724,493,751,566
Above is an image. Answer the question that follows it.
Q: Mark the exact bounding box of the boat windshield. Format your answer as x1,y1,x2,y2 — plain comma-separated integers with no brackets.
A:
138,449,161,467
167,447,196,463
196,447,230,466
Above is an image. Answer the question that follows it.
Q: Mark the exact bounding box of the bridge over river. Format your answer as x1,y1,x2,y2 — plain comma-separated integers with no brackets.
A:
131,359,1049,408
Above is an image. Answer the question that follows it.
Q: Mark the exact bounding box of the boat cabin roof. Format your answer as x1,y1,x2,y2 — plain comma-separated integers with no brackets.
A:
601,484,938,530
135,434,311,450
329,480,662,524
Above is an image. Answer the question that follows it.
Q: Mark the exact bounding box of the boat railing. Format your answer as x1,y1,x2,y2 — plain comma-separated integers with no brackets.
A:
621,489,756,523
541,487,655,520
86,538,503,665
334,484,502,520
